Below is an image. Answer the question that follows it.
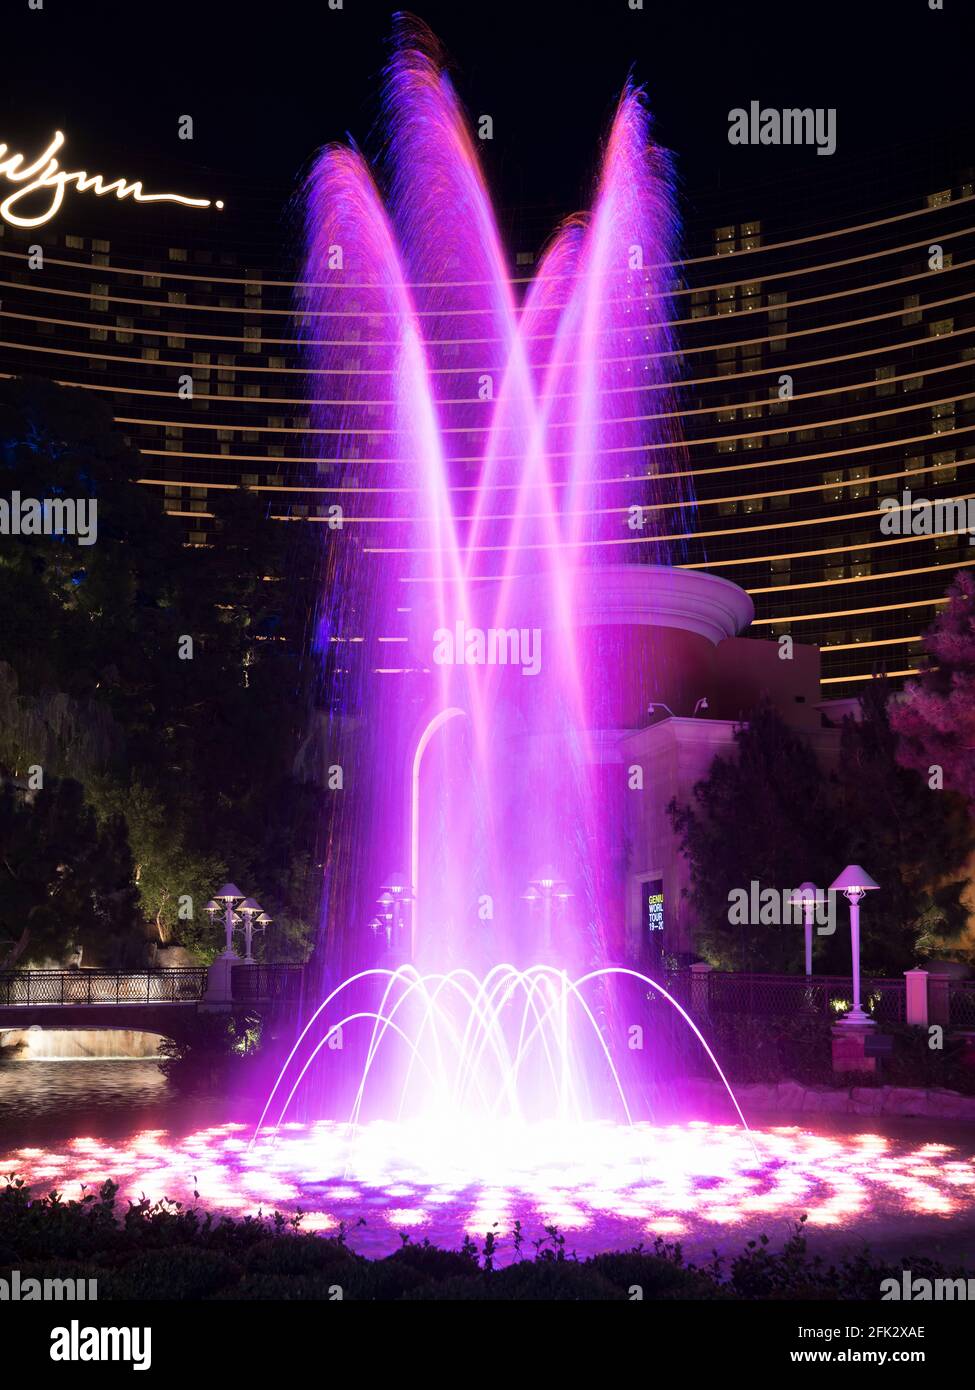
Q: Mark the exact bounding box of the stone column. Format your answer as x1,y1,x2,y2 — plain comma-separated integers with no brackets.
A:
904,968,929,1028
690,961,712,1018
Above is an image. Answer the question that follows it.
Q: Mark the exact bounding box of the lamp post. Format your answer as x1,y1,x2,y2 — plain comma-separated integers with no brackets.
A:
525,869,572,953
830,865,880,1027
208,883,244,958
203,882,271,1004
788,881,819,978
237,897,272,964
377,873,413,956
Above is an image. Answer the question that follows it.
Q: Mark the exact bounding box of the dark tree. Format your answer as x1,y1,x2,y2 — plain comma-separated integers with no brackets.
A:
668,700,839,972
0,778,141,968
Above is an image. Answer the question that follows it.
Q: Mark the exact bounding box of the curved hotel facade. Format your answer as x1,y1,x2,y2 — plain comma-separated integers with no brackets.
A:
1,153,972,706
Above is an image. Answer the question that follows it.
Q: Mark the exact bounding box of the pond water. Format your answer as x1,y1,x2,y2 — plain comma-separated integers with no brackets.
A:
3,1059,975,1268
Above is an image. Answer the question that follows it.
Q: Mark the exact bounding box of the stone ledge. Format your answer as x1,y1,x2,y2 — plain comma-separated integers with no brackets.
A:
682,1078,975,1121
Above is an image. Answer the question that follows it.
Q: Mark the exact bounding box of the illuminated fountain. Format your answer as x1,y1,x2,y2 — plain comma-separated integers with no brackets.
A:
5,25,975,1260
273,18,747,1149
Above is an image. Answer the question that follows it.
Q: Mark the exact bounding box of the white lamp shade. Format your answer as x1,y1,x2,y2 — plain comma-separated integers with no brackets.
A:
238,897,263,914
215,882,243,902
830,864,880,893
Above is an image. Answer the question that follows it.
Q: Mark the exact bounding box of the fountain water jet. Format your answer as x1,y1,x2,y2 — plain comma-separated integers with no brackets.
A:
280,19,735,1146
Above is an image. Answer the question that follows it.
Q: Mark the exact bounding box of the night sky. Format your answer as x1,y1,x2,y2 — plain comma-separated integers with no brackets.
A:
4,0,973,244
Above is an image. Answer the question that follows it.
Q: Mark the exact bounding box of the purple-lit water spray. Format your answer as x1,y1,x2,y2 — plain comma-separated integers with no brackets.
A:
275,18,709,1141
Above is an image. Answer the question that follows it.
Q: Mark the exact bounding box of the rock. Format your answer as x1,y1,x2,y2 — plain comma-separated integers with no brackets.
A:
882,1087,929,1117
776,1079,807,1111
850,1087,882,1115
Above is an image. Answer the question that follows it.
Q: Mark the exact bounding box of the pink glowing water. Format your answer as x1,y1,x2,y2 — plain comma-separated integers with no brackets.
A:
6,1116,975,1265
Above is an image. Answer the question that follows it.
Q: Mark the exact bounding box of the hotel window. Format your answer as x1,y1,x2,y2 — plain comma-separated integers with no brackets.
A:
169,247,188,262
770,558,790,584
142,274,161,288
715,285,735,316
901,374,924,392
90,282,109,311
66,234,84,250
244,325,261,353
115,317,134,344
713,225,736,255
717,438,737,454
89,326,108,342
847,466,871,499
92,239,109,254
741,493,765,512
515,251,535,267
716,347,736,377
167,335,185,349
771,493,791,509
767,292,787,350
932,402,955,433
740,282,761,312
740,220,761,250
875,365,895,397
244,384,260,398
823,469,844,503
929,318,953,337
905,454,924,474
926,189,951,208
902,295,921,326
269,355,286,371
718,500,739,516
933,450,957,483
850,540,872,578
142,347,160,361
690,291,710,320
167,291,186,305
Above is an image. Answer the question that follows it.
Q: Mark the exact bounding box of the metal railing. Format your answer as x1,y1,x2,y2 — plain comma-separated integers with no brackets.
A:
0,969,207,1007
669,970,906,1025
949,980,975,1028
231,964,303,1004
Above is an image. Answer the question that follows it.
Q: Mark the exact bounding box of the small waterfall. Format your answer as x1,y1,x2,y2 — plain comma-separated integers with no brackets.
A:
0,1029,163,1060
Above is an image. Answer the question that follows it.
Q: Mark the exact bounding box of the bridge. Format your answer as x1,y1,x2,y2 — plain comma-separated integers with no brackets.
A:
0,966,304,1045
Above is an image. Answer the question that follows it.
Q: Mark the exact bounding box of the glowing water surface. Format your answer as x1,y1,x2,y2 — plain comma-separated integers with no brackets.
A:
6,1118,975,1263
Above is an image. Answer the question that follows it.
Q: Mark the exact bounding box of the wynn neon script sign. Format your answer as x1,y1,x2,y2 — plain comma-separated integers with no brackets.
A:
0,131,223,227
